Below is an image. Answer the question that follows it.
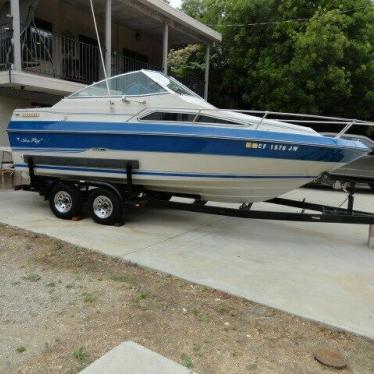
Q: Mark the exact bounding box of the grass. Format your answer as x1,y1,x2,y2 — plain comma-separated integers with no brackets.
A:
73,347,87,363
133,290,150,303
192,308,210,322
54,242,64,251
218,306,229,315
46,282,55,288
180,353,193,369
16,346,26,353
43,342,52,353
22,273,41,282
82,292,97,304
65,284,74,289
193,344,203,358
110,273,136,284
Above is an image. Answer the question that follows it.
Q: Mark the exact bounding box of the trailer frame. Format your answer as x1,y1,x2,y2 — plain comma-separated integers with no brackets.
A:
15,155,374,226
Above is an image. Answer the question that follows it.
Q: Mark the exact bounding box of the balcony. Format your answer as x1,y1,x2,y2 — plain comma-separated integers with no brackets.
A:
0,24,204,96
1,25,159,83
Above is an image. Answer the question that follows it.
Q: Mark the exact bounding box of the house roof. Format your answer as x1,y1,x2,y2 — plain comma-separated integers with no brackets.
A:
136,0,222,43
66,0,221,46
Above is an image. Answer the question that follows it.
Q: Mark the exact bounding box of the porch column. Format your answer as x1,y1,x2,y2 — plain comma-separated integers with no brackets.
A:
204,44,210,100
10,0,21,71
52,0,62,77
162,23,168,74
105,0,112,77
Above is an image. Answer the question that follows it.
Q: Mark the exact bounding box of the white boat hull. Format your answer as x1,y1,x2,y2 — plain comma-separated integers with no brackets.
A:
12,150,344,202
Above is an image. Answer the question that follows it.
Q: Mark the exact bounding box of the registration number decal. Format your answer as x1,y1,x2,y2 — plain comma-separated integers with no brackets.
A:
246,142,299,152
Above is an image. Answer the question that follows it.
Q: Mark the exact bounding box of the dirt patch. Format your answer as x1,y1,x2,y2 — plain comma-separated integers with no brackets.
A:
0,223,373,374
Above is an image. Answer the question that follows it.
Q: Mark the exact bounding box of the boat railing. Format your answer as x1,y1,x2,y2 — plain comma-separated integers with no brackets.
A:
132,107,374,138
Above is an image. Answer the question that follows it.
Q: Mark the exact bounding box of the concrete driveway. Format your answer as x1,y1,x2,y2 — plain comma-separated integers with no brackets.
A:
1,188,374,339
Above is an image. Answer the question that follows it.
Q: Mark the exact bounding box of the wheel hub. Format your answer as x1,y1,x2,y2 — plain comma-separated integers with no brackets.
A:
54,191,73,214
93,195,113,219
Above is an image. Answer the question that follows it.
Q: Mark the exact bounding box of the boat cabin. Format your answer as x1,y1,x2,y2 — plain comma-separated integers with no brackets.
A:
47,70,318,135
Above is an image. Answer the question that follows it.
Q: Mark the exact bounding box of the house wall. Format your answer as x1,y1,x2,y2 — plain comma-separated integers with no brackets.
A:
0,89,60,147
0,96,31,147
35,0,162,69
0,0,165,147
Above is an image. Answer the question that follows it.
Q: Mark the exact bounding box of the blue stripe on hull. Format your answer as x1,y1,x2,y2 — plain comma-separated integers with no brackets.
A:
8,132,360,163
5,120,365,147
14,163,316,179
8,120,367,163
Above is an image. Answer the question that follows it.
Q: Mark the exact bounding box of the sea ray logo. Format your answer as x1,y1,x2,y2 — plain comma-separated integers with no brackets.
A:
16,137,44,145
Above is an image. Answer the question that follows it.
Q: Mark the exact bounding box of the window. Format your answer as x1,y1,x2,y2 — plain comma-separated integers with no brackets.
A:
197,115,241,125
145,71,200,98
140,112,243,125
141,112,196,122
70,71,167,97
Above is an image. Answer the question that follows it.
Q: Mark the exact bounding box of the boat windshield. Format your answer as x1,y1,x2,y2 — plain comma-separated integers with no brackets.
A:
144,70,200,98
69,71,167,98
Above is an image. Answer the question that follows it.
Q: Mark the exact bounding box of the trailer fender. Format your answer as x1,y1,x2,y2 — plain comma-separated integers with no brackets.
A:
86,181,124,203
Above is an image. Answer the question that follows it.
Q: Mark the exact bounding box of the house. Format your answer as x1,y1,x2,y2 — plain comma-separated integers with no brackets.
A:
0,0,221,147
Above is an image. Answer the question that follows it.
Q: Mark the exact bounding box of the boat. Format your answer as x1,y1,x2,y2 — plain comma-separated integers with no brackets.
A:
7,70,369,203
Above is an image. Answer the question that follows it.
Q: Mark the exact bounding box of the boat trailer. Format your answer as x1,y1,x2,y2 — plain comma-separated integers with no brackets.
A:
20,156,374,230
146,195,374,225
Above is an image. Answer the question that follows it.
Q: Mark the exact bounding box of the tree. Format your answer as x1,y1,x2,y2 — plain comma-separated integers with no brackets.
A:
180,0,207,19
168,44,205,78
179,0,374,123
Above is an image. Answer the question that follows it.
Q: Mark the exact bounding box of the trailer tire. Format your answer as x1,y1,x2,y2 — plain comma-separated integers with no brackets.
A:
49,183,82,220
88,188,122,225
369,183,374,192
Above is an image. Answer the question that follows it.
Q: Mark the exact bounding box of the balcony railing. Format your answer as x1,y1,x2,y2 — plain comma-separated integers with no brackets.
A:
19,29,101,83
20,30,162,84
0,27,203,96
0,25,159,83
112,52,160,76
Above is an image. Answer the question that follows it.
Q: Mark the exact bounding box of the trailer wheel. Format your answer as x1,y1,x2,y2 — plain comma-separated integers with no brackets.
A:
49,184,82,219
369,183,374,192
88,188,122,225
